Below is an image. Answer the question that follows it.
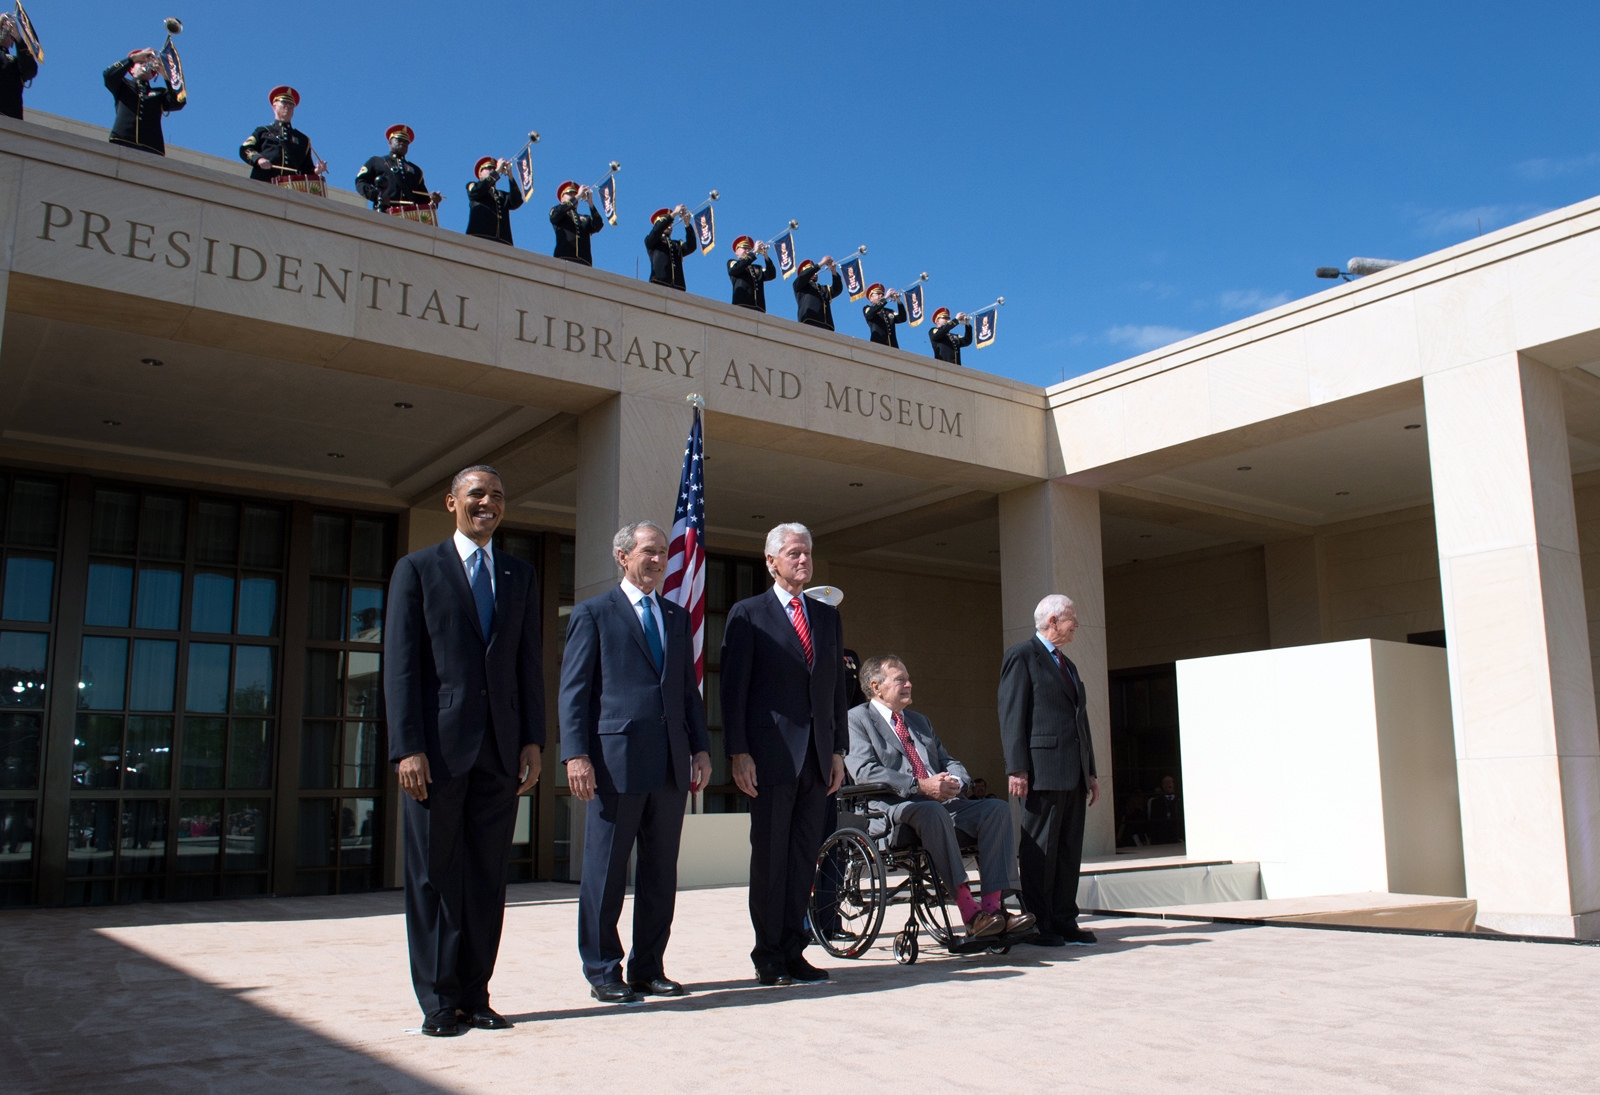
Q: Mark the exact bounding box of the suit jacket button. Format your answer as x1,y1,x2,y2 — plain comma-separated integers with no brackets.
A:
480,689,488,697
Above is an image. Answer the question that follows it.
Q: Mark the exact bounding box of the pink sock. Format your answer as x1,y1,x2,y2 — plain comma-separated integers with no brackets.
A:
981,891,1002,913
955,886,979,921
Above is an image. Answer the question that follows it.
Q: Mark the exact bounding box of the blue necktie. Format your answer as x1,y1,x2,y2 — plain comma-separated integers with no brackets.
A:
639,595,664,673
470,548,495,641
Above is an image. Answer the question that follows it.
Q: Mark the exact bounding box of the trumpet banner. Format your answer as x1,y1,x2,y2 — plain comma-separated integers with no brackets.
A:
974,305,999,348
514,147,534,193
693,205,715,255
772,230,797,279
160,36,186,104
597,174,617,226
15,1,42,62
840,256,867,301
905,282,926,327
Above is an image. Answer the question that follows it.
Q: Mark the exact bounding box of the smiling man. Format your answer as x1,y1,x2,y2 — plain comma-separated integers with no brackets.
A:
384,465,545,1037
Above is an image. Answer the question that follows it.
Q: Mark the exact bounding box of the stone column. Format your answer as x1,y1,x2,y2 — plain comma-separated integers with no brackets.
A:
1425,351,1600,937
997,481,1113,855
574,393,694,603
1264,535,1327,648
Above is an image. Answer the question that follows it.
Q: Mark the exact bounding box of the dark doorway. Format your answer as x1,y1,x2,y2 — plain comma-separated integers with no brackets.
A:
1107,663,1184,850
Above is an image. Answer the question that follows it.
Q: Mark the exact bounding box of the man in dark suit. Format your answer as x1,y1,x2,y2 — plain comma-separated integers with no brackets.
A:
385,465,545,1036
848,655,1034,938
720,522,847,985
560,521,711,1003
999,593,1100,947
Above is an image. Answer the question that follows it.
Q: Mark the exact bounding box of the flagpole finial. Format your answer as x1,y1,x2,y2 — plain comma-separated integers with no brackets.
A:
997,296,1006,306
788,219,799,229
708,189,720,201
856,245,867,255
686,393,706,409
528,130,540,143
609,161,621,173
919,272,930,281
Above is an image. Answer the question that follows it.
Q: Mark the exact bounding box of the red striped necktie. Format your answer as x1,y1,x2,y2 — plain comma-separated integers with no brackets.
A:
891,711,929,779
788,596,814,668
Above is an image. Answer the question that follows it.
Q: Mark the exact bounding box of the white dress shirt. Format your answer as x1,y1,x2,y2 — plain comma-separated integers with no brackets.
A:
620,578,666,650
453,530,495,594
872,699,937,776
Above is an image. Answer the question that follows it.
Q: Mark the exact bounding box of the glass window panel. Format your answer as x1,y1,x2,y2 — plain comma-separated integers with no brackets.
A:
232,647,274,715
496,529,537,566
736,562,755,601
228,719,272,788
167,876,214,901
558,538,574,602
0,800,36,876
0,473,5,541
118,877,166,903
239,506,284,569
66,800,118,875
73,714,123,788
705,614,726,667
705,559,728,610
2,555,54,622
8,479,60,548
342,722,381,788
190,571,235,633
303,650,342,717
180,716,226,789
237,575,278,637
224,799,270,870
0,630,47,709
0,714,42,789
340,797,376,865
125,715,174,789
84,562,134,627
78,636,128,710
135,567,183,630
350,517,390,579
295,871,333,896
138,495,186,560
307,578,346,641
128,639,178,712
344,652,381,719
299,721,338,789
176,798,222,872
310,514,349,576
349,584,384,643
223,874,268,897
296,799,336,867
194,500,239,565
185,644,231,714
89,488,140,554
705,670,721,727
119,800,168,874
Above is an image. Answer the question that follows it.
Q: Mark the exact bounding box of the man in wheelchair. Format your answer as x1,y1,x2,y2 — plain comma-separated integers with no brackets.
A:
846,655,1035,939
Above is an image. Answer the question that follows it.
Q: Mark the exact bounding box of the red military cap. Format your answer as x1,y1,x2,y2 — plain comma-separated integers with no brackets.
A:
866,283,885,296
385,124,414,144
474,156,496,175
932,307,952,323
651,207,672,223
558,180,580,198
268,85,300,106
798,259,817,273
732,235,754,251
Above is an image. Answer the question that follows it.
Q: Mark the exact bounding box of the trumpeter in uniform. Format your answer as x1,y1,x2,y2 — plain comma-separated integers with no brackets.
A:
465,157,523,246
0,13,39,120
727,236,777,312
104,47,183,156
551,181,604,266
929,307,973,366
354,124,437,212
645,205,694,291
794,258,844,331
239,86,321,183
862,284,907,348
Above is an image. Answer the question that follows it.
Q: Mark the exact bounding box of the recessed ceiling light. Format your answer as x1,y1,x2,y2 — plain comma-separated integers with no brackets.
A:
102,419,121,426
1236,465,1252,471
1139,533,1153,539
934,541,948,547
848,482,863,488
750,513,764,519
139,357,163,367
394,401,414,409
1335,490,1350,496
1404,423,1421,430
987,549,999,555
327,452,345,459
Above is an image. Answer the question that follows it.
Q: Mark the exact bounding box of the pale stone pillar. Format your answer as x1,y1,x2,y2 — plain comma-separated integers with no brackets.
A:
997,482,1113,855
574,393,693,603
1264,536,1327,648
1424,351,1600,937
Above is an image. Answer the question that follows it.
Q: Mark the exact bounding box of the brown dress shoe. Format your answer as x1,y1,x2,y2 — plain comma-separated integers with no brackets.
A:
1004,911,1038,935
966,910,1006,939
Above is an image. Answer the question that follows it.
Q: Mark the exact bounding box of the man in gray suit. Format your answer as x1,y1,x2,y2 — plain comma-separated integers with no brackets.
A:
847,655,1034,938
999,593,1100,947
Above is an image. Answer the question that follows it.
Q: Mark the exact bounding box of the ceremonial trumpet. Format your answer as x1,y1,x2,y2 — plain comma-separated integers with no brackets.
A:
820,245,866,270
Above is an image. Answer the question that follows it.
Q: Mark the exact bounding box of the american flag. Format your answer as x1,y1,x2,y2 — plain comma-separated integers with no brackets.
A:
662,405,707,689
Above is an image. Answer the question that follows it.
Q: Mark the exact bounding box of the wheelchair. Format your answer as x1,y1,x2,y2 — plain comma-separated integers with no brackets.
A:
807,782,1034,965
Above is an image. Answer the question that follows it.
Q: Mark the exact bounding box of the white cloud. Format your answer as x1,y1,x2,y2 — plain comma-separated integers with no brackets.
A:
1105,324,1198,352
1218,288,1291,314
1514,153,1600,181
1409,203,1547,237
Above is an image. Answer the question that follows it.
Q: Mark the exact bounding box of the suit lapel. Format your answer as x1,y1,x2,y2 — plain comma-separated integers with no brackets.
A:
761,588,810,670
611,587,661,677
439,541,486,647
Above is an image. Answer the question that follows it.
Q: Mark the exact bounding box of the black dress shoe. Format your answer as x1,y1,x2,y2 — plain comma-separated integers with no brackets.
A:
627,977,686,997
459,1005,512,1030
755,965,795,986
590,981,639,1004
786,956,829,982
421,1008,463,1037
1028,931,1067,947
1063,928,1098,946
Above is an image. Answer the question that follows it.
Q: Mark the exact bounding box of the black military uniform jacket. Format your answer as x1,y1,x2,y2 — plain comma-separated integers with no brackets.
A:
864,300,908,348
240,121,316,182
551,198,604,265
728,253,778,312
930,320,973,365
646,218,695,290
104,58,183,156
794,267,844,330
354,154,430,210
465,174,524,245
0,38,38,120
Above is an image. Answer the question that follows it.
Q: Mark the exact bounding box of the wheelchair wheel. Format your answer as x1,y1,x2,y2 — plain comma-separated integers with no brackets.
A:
894,925,919,965
809,828,886,958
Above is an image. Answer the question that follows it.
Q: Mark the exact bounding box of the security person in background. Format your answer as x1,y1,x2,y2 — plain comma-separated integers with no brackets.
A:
105,47,183,155
240,86,320,183
728,236,777,312
929,307,973,366
646,205,694,291
355,124,437,211
551,181,604,266
0,13,39,120
465,157,523,246
794,257,844,331
862,284,907,348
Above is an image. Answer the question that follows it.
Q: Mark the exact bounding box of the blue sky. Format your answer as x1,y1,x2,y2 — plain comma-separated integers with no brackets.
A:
18,1,1600,387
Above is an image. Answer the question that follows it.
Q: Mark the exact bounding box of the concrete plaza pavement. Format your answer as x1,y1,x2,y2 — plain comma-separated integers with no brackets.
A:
4,881,1597,1094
